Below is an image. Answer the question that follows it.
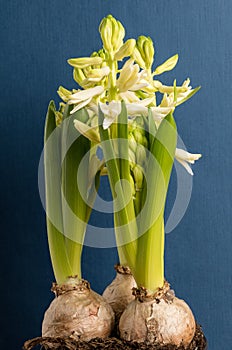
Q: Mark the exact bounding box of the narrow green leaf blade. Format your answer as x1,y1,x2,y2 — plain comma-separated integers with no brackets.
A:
135,113,177,291
61,106,91,277
44,101,73,283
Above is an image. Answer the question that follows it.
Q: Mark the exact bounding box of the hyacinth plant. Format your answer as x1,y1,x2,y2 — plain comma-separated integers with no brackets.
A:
42,52,115,342
23,14,205,349
57,14,201,296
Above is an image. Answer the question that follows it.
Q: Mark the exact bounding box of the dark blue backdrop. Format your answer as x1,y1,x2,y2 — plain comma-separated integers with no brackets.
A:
1,1,231,349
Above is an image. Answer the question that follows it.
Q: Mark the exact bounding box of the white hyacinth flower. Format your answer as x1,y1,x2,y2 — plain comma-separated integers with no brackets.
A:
116,59,148,93
99,101,122,129
68,86,104,114
175,148,202,175
126,97,155,117
151,106,174,122
73,120,100,144
81,66,110,85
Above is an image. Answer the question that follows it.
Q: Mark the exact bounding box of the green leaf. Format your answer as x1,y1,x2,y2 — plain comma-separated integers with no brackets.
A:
148,108,157,149
135,113,177,292
61,106,91,277
44,101,73,283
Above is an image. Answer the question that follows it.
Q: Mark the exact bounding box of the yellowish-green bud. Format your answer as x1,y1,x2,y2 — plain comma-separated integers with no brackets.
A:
131,47,146,69
58,102,66,114
134,116,144,128
133,165,143,190
73,68,86,86
142,135,148,149
98,49,106,60
136,36,154,69
114,39,136,61
153,54,179,76
129,148,136,166
111,16,125,52
68,56,103,69
99,15,125,53
57,86,71,102
133,129,144,144
55,111,63,126
136,144,147,166
128,133,137,153
129,174,136,196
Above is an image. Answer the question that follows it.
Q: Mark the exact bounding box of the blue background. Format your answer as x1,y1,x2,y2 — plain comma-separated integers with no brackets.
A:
1,1,231,349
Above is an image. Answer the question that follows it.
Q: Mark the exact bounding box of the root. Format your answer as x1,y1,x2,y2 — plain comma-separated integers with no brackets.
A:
23,324,207,350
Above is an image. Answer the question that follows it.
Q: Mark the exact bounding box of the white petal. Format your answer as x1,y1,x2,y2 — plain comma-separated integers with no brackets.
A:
129,82,149,91
175,158,194,176
175,148,202,162
88,66,111,78
103,117,115,129
175,148,202,175
70,97,92,114
136,97,155,106
151,106,173,121
99,101,122,129
73,120,100,143
126,103,148,116
69,86,104,102
119,91,140,103
99,101,122,118
87,102,98,115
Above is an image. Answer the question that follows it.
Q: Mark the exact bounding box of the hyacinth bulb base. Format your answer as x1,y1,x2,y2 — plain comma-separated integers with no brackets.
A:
119,281,196,349
42,277,114,341
102,264,137,322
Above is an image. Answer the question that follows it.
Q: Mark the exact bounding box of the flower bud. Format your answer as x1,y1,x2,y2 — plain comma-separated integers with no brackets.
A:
116,59,140,93
133,129,144,144
98,49,106,61
136,144,147,166
142,136,148,149
129,148,136,166
133,165,143,191
68,56,103,69
114,39,136,61
55,111,63,126
99,15,125,53
129,174,136,196
136,36,154,69
131,47,146,69
153,54,178,75
73,68,86,86
57,86,71,102
128,133,137,153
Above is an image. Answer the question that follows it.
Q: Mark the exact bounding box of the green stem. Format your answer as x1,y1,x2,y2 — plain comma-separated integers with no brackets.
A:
117,102,138,270
99,104,137,271
108,59,118,101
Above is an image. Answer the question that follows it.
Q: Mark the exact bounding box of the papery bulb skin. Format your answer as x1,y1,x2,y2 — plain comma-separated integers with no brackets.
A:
102,265,137,322
42,277,114,340
119,281,196,348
